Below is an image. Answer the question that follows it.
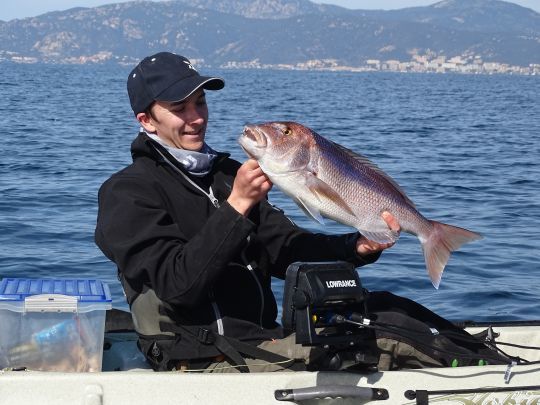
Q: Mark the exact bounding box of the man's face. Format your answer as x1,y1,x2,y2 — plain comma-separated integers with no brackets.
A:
139,89,209,151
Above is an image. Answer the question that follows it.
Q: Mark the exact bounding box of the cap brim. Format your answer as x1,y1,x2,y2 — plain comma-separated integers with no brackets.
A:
156,76,225,104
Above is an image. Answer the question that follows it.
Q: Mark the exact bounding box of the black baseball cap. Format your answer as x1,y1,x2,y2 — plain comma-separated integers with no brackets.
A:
127,52,225,115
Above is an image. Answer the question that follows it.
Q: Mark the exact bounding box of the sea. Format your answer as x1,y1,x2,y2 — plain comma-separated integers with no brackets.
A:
1,62,539,322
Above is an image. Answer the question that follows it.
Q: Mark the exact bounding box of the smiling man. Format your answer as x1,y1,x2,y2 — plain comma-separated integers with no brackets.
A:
94,52,502,373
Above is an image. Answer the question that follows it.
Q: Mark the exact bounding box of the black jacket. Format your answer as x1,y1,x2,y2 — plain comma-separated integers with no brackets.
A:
95,132,378,362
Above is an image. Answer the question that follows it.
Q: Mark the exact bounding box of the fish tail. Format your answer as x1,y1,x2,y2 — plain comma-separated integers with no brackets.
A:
420,221,483,289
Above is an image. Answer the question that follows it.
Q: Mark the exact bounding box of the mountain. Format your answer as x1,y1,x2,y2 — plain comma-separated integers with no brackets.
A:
0,0,539,67
174,0,330,18
362,0,540,35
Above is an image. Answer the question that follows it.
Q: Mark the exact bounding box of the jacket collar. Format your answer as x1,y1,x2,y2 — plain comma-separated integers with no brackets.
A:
130,132,230,172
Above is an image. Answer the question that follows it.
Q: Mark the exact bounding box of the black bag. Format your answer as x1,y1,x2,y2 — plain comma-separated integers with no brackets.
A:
364,291,509,371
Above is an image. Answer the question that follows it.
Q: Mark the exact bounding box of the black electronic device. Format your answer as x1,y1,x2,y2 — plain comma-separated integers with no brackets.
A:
281,261,378,370
282,261,371,347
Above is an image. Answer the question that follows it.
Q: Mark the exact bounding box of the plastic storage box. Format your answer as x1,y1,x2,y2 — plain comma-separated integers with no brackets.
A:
0,278,112,372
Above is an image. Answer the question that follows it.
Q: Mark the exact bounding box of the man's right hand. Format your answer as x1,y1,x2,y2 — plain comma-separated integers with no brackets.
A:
227,159,273,216
355,211,401,257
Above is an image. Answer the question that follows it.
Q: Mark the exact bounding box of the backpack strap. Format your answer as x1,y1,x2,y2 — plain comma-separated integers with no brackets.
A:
161,323,304,372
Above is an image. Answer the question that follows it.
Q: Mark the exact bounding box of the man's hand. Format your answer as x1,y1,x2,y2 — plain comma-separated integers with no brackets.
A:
227,159,273,216
356,211,401,257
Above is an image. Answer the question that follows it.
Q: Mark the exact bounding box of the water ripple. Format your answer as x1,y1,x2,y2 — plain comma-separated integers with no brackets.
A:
1,64,539,321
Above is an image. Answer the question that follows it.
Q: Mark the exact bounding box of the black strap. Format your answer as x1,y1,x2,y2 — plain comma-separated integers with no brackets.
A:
212,334,250,372
160,323,249,372
220,336,305,371
161,322,304,372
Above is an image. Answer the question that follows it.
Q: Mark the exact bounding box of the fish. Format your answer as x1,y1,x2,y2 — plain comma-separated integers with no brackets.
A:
238,121,482,289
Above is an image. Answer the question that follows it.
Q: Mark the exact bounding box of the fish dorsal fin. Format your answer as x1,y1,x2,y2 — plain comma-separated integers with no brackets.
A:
329,140,417,209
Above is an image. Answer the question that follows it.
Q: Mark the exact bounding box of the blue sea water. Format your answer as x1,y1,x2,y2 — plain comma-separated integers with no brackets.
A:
1,63,539,322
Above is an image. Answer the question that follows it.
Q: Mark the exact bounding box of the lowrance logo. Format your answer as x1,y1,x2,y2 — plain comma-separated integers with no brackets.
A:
325,279,357,288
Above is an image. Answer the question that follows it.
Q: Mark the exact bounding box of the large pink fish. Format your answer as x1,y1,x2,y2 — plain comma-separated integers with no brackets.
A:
238,121,482,288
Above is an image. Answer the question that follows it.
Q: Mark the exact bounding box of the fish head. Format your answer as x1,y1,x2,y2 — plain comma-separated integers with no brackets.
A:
238,122,314,175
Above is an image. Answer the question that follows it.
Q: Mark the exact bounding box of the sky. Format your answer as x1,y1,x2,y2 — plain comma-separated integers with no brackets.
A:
2,0,539,21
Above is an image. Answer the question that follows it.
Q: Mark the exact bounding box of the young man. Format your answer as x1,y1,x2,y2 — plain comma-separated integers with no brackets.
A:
95,52,505,372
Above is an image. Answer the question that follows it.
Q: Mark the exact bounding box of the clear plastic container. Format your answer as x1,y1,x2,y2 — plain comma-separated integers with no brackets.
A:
0,278,112,372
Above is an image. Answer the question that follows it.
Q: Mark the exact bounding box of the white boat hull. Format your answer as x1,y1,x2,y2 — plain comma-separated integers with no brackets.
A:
1,323,539,404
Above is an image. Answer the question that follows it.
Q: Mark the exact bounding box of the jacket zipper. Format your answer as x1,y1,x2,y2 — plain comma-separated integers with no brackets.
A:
154,147,220,208
155,147,225,334
209,290,225,336
246,263,265,328
156,147,264,332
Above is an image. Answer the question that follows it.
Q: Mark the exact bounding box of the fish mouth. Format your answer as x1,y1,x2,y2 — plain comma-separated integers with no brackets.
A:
238,125,268,158
242,125,267,147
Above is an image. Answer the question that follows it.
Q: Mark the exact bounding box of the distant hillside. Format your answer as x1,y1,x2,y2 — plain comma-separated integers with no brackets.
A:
174,0,330,18
363,0,540,35
0,0,538,66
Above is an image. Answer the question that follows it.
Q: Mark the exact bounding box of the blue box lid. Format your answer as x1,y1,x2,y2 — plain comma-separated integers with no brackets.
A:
0,278,112,303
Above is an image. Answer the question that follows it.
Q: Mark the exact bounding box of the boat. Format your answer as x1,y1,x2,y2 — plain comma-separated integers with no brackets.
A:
1,308,539,405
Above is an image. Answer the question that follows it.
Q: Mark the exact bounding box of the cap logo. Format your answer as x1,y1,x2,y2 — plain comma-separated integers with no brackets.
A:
128,53,223,115
183,60,197,72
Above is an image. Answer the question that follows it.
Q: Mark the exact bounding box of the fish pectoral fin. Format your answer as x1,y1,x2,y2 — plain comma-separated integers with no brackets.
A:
305,174,356,217
360,229,400,244
295,197,325,225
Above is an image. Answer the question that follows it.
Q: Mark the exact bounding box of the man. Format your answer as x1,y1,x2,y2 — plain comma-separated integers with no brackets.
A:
95,52,505,372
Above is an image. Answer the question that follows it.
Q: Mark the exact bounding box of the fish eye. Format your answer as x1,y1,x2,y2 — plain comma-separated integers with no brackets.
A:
283,127,292,136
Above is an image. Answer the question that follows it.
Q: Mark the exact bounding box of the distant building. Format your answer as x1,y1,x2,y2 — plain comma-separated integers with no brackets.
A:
366,59,381,70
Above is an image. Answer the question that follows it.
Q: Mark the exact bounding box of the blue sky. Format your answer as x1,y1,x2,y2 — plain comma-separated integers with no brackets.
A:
2,0,539,21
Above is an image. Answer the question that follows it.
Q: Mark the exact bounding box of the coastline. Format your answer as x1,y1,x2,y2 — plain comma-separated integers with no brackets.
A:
2,54,539,76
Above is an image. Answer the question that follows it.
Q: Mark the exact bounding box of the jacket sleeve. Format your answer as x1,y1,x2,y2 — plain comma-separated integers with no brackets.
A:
254,200,381,279
95,174,255,308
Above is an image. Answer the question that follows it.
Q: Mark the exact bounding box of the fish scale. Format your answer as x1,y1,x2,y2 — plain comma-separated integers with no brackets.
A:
314,136,419,240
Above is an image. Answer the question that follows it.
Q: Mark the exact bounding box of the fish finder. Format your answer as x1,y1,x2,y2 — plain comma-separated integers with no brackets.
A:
282,261,377,369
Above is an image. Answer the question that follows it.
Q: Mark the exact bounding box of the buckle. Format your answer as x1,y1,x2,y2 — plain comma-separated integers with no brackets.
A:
197,328,215,344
